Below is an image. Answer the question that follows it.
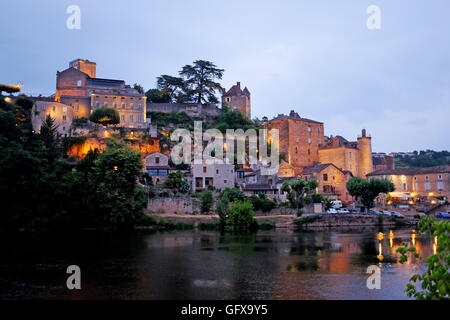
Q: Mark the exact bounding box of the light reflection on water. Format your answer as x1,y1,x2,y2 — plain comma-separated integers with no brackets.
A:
0,227,433,300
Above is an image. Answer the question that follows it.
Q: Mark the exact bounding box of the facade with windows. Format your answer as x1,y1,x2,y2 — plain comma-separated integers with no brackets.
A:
31,100,74,136
301,162,354,204
192,161,235,191
145,152,170,185
367,166,450,200
56,59,146,128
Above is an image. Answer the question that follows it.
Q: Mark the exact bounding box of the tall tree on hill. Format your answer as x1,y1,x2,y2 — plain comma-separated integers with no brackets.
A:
40,115,62,163
157,75,185,102
133,83,144,94
179,60,225,104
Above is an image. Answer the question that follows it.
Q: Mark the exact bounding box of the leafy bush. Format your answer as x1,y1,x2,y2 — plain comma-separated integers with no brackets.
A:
249,193,276,212
200,190,214,213
226,200,255,230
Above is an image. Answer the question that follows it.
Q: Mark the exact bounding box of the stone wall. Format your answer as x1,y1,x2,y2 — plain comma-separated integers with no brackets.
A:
147,197,202,214
147,103,220,122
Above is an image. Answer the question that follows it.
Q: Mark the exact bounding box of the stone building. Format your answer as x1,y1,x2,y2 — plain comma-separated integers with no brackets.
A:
31,100,73,136
366,165,450,201
192,160,235,191
56,59,146,128
222,82,251,118
145,152,171,185
264,111,324,175
318,129,373,179
372,153,395,171
301,162,354,204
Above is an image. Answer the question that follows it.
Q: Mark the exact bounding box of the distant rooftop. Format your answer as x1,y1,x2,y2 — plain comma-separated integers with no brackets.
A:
367,165,450,176
269,110,323,124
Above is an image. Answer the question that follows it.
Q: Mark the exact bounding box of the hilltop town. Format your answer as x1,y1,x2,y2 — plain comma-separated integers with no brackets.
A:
1,58,449,230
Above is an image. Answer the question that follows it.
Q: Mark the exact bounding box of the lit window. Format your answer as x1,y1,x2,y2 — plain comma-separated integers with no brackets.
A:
75,104,79,111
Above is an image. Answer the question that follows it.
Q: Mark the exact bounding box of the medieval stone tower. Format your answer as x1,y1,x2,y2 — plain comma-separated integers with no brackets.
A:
69,59,96,78
357,129,373,179
222,82,251,119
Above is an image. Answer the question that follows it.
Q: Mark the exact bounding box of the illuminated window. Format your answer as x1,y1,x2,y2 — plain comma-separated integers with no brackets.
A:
75,104,79,111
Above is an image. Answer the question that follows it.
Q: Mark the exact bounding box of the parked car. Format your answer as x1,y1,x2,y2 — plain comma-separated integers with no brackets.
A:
337,208,350,214
390,211,406,219
330,200,342,209
380,210,391,216
436,212,450,219
369,209,382,215
326,208,338,214
414,212,425,219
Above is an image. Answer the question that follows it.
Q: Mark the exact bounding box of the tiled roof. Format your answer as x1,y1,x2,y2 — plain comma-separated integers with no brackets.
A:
223,82,250,97
269,110,323,124
367,165,450,176
301,162,333,174
320,135,358,150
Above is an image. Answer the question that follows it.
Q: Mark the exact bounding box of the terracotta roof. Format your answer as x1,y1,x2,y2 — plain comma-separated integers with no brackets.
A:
269,110,323,124
223,82,250,97
367,165,450,176
301,162,344,175
320,135,358,150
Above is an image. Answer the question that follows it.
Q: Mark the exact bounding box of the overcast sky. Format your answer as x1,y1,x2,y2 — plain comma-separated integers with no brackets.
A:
1,0,449,153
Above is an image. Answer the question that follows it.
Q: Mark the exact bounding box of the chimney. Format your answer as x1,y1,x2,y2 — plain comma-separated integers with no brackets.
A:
237,82,241,88
362,129,366,137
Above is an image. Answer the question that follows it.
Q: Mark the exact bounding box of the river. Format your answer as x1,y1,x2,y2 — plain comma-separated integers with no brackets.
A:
0,227,433,300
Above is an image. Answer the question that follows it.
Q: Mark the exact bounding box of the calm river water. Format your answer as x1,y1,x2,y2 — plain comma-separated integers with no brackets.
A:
0,227,433,300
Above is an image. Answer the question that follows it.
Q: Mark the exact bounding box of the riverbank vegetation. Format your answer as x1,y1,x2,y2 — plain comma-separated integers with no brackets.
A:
397,215,449,300
0,96,147,232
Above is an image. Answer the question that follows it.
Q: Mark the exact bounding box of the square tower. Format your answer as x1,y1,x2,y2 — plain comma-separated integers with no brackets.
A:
222,82,251,118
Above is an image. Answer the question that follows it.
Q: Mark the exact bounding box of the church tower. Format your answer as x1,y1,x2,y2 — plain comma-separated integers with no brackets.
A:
357,129,373,179
222,82,251,119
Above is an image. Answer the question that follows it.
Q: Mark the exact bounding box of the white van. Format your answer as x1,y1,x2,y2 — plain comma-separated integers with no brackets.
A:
331,200,342,209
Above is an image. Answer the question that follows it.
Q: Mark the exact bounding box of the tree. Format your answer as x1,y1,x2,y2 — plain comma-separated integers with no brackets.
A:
397,215,449,299
216,188,245,223
346,177,395,212
249,193,276,212
157,75,185,102
226,200,255,230
145,88,171,103
281,178,318,216
200,190,214,213
133,83,144,94
89,107,120,126
40,115,62,163
0,84,20,94
165,171,190,193
179,60,225,104
87,140,147,228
